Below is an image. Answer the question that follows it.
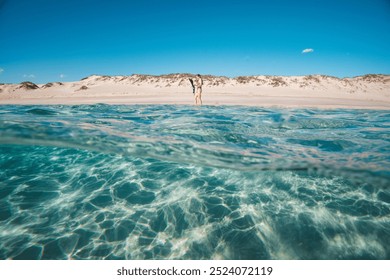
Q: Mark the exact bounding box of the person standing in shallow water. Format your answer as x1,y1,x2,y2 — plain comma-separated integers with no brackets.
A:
194,74,203,105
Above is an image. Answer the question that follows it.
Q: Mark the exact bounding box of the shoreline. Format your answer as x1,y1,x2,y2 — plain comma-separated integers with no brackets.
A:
1,74,389,110
1,95,389,110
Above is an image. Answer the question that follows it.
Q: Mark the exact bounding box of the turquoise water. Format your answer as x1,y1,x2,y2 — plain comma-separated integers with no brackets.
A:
0,104,389,260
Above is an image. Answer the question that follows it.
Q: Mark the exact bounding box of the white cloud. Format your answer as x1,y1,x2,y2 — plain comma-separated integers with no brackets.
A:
302,48,314,54
23,74,35,78
0,68,4,74
59,74,66,79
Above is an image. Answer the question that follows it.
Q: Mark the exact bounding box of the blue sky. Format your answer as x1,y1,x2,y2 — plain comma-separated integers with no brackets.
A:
0,0,389,83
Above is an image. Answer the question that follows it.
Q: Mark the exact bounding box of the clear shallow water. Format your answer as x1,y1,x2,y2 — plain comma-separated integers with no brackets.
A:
0,104,389,260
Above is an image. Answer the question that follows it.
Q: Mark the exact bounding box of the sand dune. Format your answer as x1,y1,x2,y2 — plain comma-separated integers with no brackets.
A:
1,74,389,109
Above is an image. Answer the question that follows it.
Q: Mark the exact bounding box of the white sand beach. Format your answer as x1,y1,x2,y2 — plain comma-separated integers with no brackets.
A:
1,74,389,109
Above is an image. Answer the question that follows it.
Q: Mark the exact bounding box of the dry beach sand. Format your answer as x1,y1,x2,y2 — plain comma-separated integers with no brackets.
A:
1,74,389,109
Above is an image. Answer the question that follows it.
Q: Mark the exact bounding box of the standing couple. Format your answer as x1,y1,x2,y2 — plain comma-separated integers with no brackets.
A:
189,74,203,105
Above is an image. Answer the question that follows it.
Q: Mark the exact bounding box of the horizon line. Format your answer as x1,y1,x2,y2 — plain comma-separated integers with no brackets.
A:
2,73,389,85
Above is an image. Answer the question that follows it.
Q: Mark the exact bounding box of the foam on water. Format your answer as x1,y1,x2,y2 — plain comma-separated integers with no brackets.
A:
0,104,389,259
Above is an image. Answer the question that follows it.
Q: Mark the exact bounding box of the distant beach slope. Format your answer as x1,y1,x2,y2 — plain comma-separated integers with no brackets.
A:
1,74,389,109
